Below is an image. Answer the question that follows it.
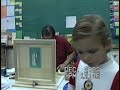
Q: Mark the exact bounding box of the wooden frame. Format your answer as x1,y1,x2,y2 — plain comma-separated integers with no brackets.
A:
13,39,64,89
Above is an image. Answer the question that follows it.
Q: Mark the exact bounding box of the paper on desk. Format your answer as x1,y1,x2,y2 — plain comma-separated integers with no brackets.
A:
6,68,15,75
1,76,10,90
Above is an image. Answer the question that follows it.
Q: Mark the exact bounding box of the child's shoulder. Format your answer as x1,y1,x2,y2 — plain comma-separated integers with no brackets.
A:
55,35,67,42
72,60,83,71
111,70,119,90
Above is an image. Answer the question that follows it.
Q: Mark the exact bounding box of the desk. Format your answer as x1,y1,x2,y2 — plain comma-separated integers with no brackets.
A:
6,78,68,90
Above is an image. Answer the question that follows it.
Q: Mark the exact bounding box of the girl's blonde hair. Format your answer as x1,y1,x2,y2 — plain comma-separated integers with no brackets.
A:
72,15,111,52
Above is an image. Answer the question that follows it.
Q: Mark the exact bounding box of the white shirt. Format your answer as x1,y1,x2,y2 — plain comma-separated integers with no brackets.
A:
68,59,119,90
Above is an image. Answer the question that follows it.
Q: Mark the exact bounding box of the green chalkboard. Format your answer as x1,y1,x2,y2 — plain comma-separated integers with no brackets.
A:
15,0,118,45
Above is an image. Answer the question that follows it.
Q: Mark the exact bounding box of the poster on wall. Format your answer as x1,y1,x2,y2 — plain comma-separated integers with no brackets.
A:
7,0,15,5
1,6,7,18
66,16,76,28
1,18,7,31
7,6,15,16
1,0,16,32
1,0,7,6
110,0,119,38
6,16,15,29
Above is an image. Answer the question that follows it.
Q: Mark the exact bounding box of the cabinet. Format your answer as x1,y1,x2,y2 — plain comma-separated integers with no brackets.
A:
1,45,13,68
1,45,7,68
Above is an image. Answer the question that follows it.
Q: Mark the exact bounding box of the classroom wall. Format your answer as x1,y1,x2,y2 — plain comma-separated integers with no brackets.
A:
15,0,110,38
14,0,119,45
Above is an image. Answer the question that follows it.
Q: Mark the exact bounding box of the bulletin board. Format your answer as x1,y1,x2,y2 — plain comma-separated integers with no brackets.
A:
14,0,118,45
1,0,16,32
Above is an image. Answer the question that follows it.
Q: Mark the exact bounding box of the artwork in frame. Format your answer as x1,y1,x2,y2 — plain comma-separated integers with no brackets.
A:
13,39,64,89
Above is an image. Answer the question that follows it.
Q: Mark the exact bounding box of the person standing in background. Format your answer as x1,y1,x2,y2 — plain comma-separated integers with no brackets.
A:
41,25,76,71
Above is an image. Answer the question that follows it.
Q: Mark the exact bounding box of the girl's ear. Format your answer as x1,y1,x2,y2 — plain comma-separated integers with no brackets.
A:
105,38,112,53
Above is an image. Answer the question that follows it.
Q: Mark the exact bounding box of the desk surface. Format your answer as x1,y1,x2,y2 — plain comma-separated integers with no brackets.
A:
5,78,68,90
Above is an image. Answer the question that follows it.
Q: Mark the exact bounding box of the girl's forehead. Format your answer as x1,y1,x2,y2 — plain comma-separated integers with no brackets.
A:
74,36,102,50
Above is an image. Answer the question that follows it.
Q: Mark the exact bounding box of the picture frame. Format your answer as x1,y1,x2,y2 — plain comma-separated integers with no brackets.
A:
13,39,64,89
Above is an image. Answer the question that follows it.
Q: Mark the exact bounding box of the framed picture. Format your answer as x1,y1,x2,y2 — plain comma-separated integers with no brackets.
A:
13,39,63,89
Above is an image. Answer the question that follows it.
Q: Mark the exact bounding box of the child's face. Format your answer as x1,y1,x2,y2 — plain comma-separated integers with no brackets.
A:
43,35,53,39
75,36,108,67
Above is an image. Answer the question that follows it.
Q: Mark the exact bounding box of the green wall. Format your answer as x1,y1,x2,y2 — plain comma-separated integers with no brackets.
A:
15,0,118,45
